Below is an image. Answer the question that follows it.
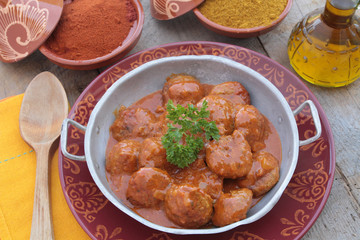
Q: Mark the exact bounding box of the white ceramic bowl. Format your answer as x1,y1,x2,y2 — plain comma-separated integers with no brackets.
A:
61,55,321,234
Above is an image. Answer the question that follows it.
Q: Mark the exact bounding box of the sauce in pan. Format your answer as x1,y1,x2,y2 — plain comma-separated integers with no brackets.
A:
105,74,282,229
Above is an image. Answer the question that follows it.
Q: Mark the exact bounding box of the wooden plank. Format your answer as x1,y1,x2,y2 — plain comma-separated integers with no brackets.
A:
303,169,360,239
259,0,360,239
99,10,267,73
0,51,99,106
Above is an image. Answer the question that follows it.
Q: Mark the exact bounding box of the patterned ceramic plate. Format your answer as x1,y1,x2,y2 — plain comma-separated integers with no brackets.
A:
59,41,335,240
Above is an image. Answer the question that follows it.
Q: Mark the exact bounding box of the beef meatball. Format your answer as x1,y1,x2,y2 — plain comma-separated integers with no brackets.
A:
126,167,171,208
106,140,141,174
110,107,158,141
187,167,223,200
234,105,266,151
212,188,253,227
138,137,168,169
238,151,280,197
210,81,251,105
173,163,223,200
197,95,234,135
206,130,252,179
162,74,204,107
165,184,213,228
153,111,170,137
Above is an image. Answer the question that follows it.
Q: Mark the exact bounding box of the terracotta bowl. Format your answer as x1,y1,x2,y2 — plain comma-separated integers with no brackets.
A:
0,0,63,63
193,0,292,38
39,0,144,70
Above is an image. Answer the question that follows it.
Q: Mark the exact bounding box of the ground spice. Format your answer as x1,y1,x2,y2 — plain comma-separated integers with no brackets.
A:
45,0,137,60
198,0,287,29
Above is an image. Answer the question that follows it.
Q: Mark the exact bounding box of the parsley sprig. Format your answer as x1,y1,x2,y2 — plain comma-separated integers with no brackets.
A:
161,100,220,168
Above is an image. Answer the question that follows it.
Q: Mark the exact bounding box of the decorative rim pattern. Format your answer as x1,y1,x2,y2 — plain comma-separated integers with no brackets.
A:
0,0,63,62
59,41,335,240
150,0,203,20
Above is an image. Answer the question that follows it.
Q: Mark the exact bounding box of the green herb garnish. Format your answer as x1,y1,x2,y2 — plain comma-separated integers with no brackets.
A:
161,100,220,168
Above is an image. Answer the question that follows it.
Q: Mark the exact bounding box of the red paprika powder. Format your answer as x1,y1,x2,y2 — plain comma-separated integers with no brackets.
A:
45,0,137,60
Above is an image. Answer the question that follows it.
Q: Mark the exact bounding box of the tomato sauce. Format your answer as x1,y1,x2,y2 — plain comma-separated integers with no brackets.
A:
105,82,282,228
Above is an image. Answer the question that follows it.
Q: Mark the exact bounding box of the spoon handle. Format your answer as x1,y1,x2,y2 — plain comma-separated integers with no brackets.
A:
30,144,54,240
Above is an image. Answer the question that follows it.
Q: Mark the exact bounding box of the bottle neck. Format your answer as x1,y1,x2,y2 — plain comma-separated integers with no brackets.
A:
322,0,358,28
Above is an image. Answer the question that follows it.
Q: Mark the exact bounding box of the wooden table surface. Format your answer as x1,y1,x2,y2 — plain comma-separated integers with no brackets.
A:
1,0,359,239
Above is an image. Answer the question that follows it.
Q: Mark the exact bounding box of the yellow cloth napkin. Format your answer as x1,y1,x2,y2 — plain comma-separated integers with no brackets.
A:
0,94,90,240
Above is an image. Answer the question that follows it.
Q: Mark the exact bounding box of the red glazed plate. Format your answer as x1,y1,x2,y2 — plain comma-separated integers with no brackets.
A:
59,41,335,240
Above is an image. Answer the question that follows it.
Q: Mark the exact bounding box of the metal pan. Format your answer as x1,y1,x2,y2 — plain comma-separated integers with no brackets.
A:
60,55,321,235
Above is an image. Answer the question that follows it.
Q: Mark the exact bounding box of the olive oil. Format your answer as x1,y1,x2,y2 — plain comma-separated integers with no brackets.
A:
288,0,360,87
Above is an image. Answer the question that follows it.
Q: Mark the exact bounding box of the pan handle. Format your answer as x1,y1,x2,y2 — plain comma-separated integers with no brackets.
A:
293,100,322,147
60,118,87,161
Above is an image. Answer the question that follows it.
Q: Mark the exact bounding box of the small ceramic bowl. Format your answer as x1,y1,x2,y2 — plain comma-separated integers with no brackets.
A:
193,0,292,38
60,55,322,234
39,0,144,70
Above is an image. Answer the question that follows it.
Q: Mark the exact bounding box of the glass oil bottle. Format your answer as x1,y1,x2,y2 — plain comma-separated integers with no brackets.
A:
288,0,360,87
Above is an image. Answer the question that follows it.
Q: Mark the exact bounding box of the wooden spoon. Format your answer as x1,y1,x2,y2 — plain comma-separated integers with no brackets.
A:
19,72,68,240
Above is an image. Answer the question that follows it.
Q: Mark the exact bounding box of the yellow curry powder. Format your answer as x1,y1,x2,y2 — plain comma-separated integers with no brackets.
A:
198,0,288,29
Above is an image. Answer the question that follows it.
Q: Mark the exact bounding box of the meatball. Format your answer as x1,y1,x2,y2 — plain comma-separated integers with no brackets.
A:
187,167,223,200
210,81,251,105
110,107,158,141
212,188,253,227
165,184,213,228
162,74,204,106
197,95,234,135
206,130,252,179
138,137,168,169
106,140,141,174
166,157,206,178
126,167,171,208
173,164,223,200
234,105,266,151
238,151,280,197
153,111,170,136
